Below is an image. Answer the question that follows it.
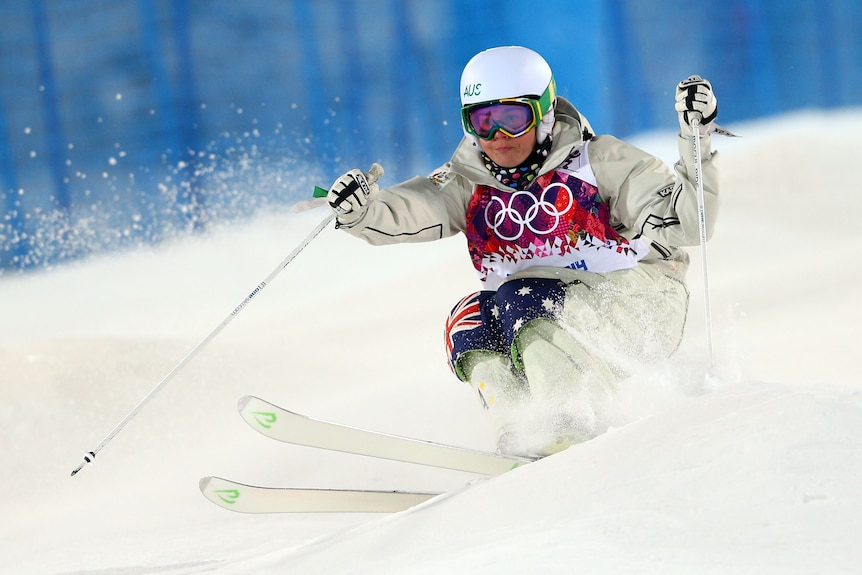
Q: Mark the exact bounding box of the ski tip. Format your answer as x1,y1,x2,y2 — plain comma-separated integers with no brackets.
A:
238,395,274,412
199,476,212,491
237,395,254,411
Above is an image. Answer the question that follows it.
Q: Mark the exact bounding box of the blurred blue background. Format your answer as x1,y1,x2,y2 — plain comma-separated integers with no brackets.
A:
1,0,860,271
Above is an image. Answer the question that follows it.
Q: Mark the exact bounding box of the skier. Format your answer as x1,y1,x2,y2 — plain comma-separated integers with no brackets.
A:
326,46,722,456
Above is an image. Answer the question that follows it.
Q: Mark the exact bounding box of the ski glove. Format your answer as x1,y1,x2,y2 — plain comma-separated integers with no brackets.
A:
675,75,717,135
327,164,384,226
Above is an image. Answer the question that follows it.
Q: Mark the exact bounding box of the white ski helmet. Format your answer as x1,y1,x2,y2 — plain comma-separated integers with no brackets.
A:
460,46,557,145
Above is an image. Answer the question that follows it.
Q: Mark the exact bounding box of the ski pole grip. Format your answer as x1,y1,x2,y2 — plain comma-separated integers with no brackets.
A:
311,163,384,200
366,162,384,186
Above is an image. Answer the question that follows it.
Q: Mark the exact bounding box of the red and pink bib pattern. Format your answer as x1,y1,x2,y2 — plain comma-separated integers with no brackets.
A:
465,152,648,288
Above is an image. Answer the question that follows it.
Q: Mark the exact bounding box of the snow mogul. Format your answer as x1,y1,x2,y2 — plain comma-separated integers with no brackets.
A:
326,46,722,456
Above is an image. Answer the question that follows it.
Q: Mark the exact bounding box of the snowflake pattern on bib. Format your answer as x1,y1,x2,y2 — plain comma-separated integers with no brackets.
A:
465,169,648,288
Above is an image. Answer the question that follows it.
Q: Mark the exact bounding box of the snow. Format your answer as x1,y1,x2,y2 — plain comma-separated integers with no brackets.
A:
2,110,862,574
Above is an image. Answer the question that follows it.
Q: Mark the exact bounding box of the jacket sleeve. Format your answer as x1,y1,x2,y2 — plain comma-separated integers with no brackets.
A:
589,133,720,249
337,166,471,245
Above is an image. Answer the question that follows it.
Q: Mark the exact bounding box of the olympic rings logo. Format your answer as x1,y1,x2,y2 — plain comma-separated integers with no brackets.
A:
484,183,574,241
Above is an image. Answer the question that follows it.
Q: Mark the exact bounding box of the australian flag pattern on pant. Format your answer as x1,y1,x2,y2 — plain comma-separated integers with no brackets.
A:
444,277,568,381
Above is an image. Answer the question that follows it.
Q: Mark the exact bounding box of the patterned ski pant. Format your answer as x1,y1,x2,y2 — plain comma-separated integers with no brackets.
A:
443,264,689,383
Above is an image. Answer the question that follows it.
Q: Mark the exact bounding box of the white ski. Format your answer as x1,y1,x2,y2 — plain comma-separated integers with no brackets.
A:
199,476,440,514
238,395,536,476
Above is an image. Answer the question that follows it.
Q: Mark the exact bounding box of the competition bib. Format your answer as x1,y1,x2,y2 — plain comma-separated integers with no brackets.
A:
465,148,649,288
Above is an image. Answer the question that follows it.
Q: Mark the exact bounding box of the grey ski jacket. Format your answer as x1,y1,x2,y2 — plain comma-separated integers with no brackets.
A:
338,97,719,288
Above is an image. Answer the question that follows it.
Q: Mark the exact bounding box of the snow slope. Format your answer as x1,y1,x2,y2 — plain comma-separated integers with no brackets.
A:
2,111,861,574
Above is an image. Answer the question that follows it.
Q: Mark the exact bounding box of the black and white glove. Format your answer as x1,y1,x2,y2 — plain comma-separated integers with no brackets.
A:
327,164,384,226
675,75,717,135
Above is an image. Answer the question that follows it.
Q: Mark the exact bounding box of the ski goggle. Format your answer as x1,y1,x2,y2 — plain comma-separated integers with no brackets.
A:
461,98,540,140
460,81,556,140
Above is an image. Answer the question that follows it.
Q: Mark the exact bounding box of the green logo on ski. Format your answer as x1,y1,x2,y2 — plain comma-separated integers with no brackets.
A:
215,489,240,505
252,411,277,429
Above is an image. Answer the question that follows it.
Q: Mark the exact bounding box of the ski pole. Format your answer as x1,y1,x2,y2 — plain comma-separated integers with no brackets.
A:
71,164,383,477
689,118,715,367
